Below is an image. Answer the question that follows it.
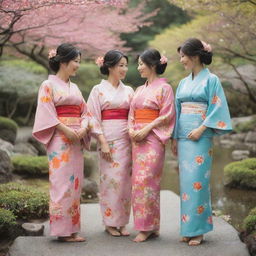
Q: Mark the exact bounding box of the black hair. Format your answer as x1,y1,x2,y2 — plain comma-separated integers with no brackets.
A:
139,48,167,75
49,43,81,73
100,50,128,75
177,38,212,65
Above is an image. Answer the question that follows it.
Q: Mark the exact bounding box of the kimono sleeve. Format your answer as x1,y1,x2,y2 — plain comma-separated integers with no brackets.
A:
86,87,103,137
202,75,232,135
151,84,176,144
32,81,60,145
128,86,139,132
172,81,182,139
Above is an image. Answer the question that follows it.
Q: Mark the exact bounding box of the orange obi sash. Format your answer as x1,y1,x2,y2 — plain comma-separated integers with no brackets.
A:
56,105,81,117
101,109,129,120
134,109,159,123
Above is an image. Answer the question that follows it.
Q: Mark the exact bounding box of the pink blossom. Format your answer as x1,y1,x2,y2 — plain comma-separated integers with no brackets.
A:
95,56,104,67
201,41,212,52
48,49,57,59
160,55,168,64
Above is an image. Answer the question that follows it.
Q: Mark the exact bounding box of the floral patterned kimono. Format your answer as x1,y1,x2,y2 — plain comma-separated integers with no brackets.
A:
128,78,176,231
87,79,134,227
173,68,232,237
33,75,101,237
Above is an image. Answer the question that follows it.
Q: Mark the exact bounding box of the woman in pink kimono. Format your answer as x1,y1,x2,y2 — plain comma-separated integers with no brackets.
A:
33,43,102,242
87,50,134,237
128,49,176,242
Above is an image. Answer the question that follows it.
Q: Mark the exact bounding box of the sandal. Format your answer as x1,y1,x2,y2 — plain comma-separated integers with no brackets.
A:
105,226,121,237
133,231,159,243
119,226,130,236
180,237,190,243
188,235,203,246
58,234,86,242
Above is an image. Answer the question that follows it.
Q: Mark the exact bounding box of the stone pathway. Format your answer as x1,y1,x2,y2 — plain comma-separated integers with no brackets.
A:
9,191,249,256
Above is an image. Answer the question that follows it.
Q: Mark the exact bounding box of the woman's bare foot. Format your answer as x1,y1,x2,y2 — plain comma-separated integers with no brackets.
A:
133,231,159,243
180,236,190,243
188,235,203,246
105,226,121,237
119,226,130,236
58,233,86,242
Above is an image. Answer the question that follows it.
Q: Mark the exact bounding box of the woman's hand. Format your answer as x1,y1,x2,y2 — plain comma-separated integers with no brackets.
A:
75,127,88,140
57,124,79,142
187,126,206,141
133,124,153,142
97,134,113,162
171,139,178,156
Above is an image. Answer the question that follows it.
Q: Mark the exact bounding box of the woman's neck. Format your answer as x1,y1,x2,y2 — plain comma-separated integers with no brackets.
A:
107,76,119,88
56,70,69,83
192,65,204,79
147,73,158,85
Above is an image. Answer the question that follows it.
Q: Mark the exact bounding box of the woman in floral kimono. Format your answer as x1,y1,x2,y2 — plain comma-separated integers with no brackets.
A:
171,38,232,246
33,43,102,242
128,49,176,242
87,50,134,237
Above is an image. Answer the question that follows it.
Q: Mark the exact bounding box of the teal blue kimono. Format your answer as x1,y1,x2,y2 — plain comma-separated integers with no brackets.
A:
173,68,232,237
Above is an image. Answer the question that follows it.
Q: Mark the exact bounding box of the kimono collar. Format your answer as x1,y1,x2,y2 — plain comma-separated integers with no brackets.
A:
101,79,124,90
145,77,167,87
48,75,71,87
190,68,210,81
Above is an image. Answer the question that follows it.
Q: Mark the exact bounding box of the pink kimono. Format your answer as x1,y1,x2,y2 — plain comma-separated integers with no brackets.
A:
33,75,101,237
128,78,175,231
87,79,134,227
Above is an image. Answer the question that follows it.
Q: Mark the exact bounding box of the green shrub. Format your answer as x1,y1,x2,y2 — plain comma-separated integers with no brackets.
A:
234,117,256,133
0,116,18,133
0,208,16,229
11,155,48,176
243,207,256,234
224,158,256,189
0,59,47,75
0,183,49,219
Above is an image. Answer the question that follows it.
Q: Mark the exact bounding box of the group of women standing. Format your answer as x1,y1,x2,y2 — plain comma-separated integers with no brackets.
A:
33,38,232,245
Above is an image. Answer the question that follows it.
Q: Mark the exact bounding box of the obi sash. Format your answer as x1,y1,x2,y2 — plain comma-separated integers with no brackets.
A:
101,109,129,120
134,109,159,123
56,105,81,117
181,102,207,114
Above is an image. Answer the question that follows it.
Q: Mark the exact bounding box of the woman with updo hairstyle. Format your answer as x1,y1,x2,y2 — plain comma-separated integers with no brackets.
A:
33,43,102,242
171,38,232,246
128,48,176,242
87,50,134,237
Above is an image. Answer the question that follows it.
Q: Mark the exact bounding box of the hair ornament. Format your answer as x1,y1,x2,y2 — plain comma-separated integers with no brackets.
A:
160,55,168,64
201,41,212,52
95,56,104,67
48,49,57,59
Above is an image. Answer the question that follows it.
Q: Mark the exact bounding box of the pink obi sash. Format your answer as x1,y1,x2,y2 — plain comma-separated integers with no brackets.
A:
56,105,81,117
101,109,129,120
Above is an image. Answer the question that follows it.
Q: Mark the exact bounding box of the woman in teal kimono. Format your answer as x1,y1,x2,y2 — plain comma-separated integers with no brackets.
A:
171,38,232,246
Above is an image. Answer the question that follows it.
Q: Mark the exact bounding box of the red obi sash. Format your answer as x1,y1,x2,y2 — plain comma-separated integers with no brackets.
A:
101,109,129,120
56,105,81,117
134,109,159,123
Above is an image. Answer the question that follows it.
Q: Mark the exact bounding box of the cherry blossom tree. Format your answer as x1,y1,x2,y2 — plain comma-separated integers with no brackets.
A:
0,0,154,69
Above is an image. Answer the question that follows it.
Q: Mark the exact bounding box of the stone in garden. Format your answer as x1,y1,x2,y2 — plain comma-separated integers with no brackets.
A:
0,129,16,145
0,138,14,156
13,142,38,156
219,139,236,148
245,131,256,144
28,137,46,156
230,133,247,143
21,223,44,236
82,178,98,199
232,150,250,161
0,149,13,183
